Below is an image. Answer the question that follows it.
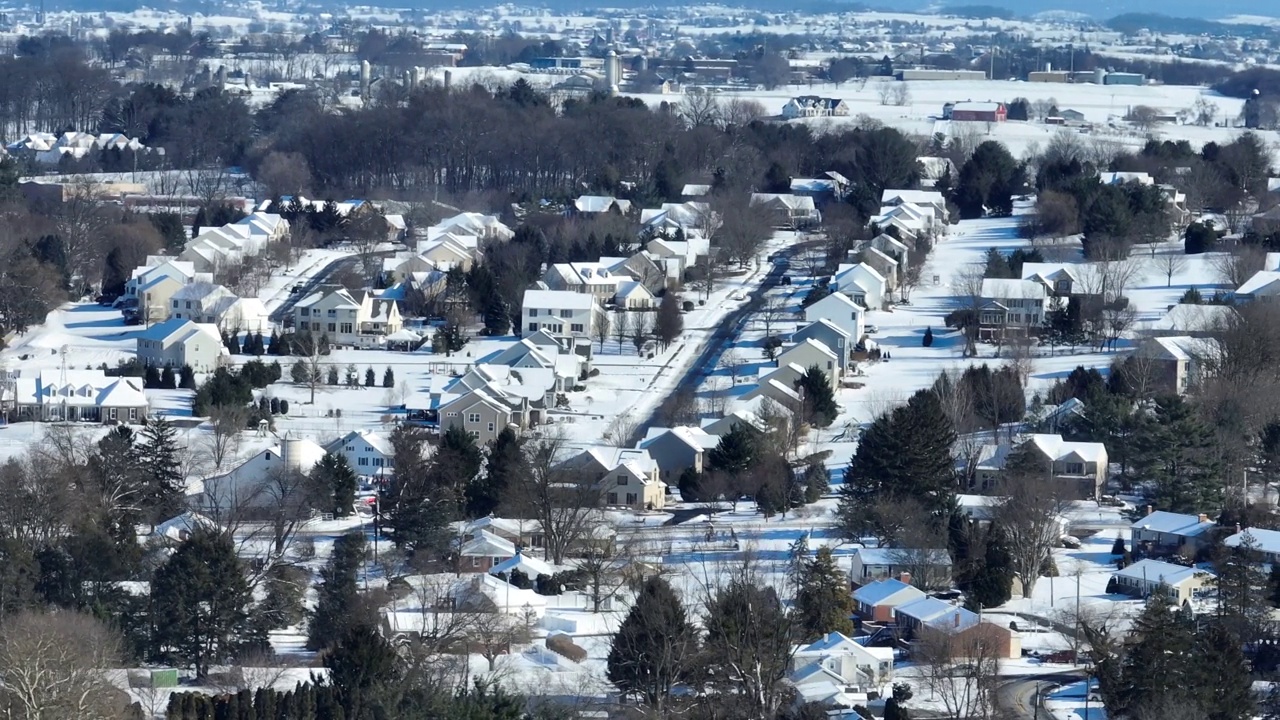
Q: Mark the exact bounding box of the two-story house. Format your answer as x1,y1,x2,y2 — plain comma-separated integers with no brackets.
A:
169,283,270,334
1130,509,1215,556
639,425,721,485
749,193,821,228
973,433,1108,500
1020,263,1081,301
1131,336,1221,395
326,429,397,477
563,446,666,510
979,279,1047,341
522,289,603,342
136,318,227,372
792,320,852,374
294,286,403,349
803,292,865,345
832,263,887,310
776,339,840,390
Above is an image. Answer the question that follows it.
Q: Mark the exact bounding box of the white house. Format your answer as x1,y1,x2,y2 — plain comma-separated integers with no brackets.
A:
136,318,227,372
13,370,149,424
1112,559,1212,605
1130,510,1215,554
781,96,850,119
791,631,894,692
777,339,840,390
325,429,397,477
749,193,821,227
803,292,865,344
832,263,887,310
1225,527,1280,565
196,437,327,511
850,548,952,590
521,289,603,341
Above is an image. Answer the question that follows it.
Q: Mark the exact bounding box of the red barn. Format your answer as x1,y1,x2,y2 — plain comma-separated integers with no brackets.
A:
950,101,1007,122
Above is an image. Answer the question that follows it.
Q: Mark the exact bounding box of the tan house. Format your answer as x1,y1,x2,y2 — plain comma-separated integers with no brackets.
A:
639,426,720,483
438,387,528,445
137,273,186,324
776,339,840,390
294,286,403,349
1112,559,1212,605
974,434,1108,500
564,446,666,510
1131,336,1221,396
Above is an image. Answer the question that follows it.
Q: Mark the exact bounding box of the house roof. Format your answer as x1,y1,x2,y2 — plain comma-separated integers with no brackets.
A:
640,425,720,452
1114,559,1208,587
881,189,946,207
805,291,865,316
981,278,1046,300
794,319,852,342
1236,270,1280,297
750,193,817,211
460,529,517,558
138,317,221,346
953,101,1004,113
582,446,658,475
1020,262,1081,285
329,429,394,457
1225,527,1280,555
1132,510,1215,538
1027,434,1106,463
1147,304,1237,332
895,596,977,630
852,578,925,606
522,289,598,311
489,549,556,578
854,547,951,567
681,184,711,197
15,371,148,409
574,195,632,214
780,338,839,363
171,282,232,303
1146,336,1220,362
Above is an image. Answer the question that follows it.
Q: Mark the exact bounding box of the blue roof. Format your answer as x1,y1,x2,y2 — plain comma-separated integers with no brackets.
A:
852,578,924,606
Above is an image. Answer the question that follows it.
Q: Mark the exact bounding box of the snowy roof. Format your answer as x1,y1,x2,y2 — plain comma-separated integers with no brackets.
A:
640,425,720,452
1146,336,1220,362
853,547,951,567
1131,510,1215,538
460,529,517,558
780,338,839,362
1020,262,1080,285
1236,270,1280,297
582,446,658,475
1101,171,1154,186
329,429,394,457
1147,304,1237,333
152,511,217,543
895,596,976,630
1225,527,1280,556
881,189,945,206
805,291,865,315
795,319,852,341
1114,559,1209,588
851,578,925,606
790,178,836,195
15,371,148,409
953,101,1003,113
573,195,632,214
138,317,221,346
489,549,556,578
1027,434,1106,463
981,278,1046,300
681,184,711,196
171,282,232,303
749,193,817,211
522,289,598,311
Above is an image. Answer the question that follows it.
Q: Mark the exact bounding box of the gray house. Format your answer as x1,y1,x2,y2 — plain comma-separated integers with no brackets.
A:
639,426,720,483
439,388,527,445
792,320,852,372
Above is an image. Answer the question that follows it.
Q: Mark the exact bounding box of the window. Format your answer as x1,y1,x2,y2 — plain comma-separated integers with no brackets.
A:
560,309,572,318
373,458,383,467
129,408,138,421
327,309,336,317
471,556,480,567
327,323,336,332
607,493,618,505
571,323,584,333
1066,462,1085,475
446,411,458,417
827,361,833,370
851,312,857,320
529,308,538,317
467,412,481,424
340,323,353,334
171,300,178,308
109,408,118,420
618,476,628,486
185,301,192,309
487,422,495,433
626,493,638,505
528,323,538,332
358,457,369,466
300,308,309,316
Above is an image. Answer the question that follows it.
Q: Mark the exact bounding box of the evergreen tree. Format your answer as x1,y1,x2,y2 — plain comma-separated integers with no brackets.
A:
606,576,698,713
1111,535,1126,555
225,333,241,355
324,624,401,720
966,522,1015,609
466,427,523,518
151,530,252,678
144,365,161,389
802,461,829,503
326,366,339,385
1215,531,1271,638
922,326,933,347
706,424,759,478
1196,623,1255,720
382,366,394,388
267,329,281,355
160,365,176,389
179,365,196,389
386,426,478,556
138,416,185,524
364,367,375,387
1133,395,1223,512
1120,592,1199,717
703,580,794,719
311,453,358,517
308,531,371,651
655,292,683,351
796,364,838,427
795,547,856,640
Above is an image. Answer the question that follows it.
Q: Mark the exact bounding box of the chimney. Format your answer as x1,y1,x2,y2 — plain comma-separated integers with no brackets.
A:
953,612,961,628
898,571,912,586
1145,504,1153,517
1237,523,1242,534
1198,513,1209,523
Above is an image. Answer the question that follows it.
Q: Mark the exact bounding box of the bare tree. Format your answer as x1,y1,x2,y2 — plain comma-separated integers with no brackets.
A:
506,436,607,564
760,294,788,338
678,91,721,128
718,97,767,128
347,210,390,280
889,82,911,107
1126,105,1161,132
576,540,639,613
0,611,129,720
1214,245,1268,288
612,311,631,354
470,607,531,672
993,471,1069,597
952,263,988,357
915,624,1002,720
714,196,773,268
206,405,248,471
630,311,653,356
293,331,327,404
1153,252,1187,287
876,79,896,106
719,348,746,385
594,312,612,353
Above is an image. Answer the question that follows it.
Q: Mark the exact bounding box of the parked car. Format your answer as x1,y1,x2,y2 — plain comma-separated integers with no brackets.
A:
865,324,879,334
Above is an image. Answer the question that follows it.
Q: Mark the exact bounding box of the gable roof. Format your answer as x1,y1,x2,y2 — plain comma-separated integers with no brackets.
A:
1114,559,1208,587
1132,510,1215,538
1225,527,1280,555
852,578,926,606
522,289,598,311
779,337,838,362
805,291,864,316
981,278,1046,299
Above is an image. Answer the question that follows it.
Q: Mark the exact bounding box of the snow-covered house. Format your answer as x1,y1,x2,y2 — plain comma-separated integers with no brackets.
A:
1112,559,1212,605
832,263,886,310
1020,263,1082,299
781,96,850,119
869,233,910,269
792,320,852,373
979,279,1047,340
861,246,900,291
428,212,513,242
851,548,953,590
880,189,947,220
542,262,627,301
776,339,840,390
803,292,865,343
791,632,894,692
521,289,604,343
749,193,821,227
169,283,270,334
571,195,632,216
1130,510,1215,554
1224,527,1280,566
124,259,211,322
562,446,666,510
1131,336,1221,395
639,202,719,238
613,280,656,309
459,530,518,572
438,386,530,446
196,437,327,512
852,578,926,622
639,426,720,483
972,433,1108,499
12,370,149,424
646,235,712,278
325,429,396,477
136,318,227,372
294,287,403,348
1142,304,1237,337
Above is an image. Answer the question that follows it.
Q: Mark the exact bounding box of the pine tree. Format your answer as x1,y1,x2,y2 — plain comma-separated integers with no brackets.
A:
252,332,266,355
151,530,252,678
1196,624,1255,720
179,365,196,389
466,427,524,518
655,292,683,351
796,364,838,427
226,333,241,355
382,366,394,388
327,366,339,385
160,365,177,389
1215,531,1271,638
324,624,401,719
139,416,185,524
144,365,161,389
706,424,758,477
311,453,358,517
267,329,281,355
386,426,477,556
308,531,370,651
1111,535,1126,556
364,367,375,387
795,547,855,640
1120,592,1198,716
606,576,697,713
922,326,934,347
966,522,1015,609
802,461,829,503
1133,395,1223,512
703,580,794,719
